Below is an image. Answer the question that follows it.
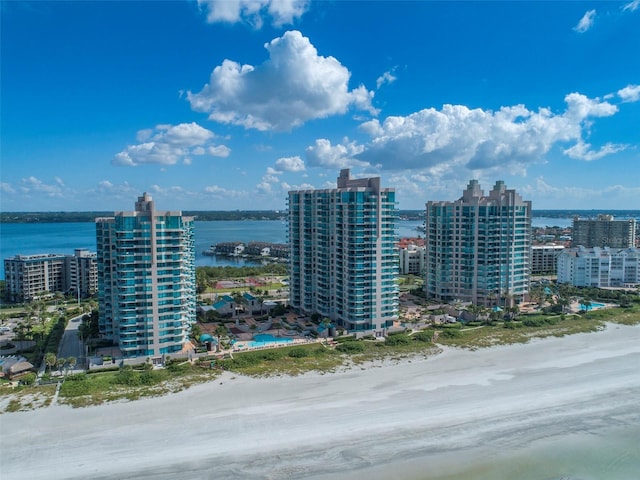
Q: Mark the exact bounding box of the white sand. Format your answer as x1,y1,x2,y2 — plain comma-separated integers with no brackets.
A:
2,323,639,480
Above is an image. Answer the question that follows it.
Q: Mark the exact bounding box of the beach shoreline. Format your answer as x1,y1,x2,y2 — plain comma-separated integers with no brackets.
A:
2,322,639,479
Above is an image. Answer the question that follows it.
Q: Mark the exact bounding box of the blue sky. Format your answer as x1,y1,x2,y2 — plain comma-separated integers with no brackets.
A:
1,0,639,212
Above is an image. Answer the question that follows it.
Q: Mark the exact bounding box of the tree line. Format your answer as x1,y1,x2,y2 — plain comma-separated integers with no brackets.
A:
0,210,287,223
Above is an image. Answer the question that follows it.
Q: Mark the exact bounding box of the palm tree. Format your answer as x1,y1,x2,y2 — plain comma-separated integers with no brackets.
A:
67,356,77,370
558,296,570,313
580,299,592,312
215,324,227,338
45,353,57,373
190,323,202,341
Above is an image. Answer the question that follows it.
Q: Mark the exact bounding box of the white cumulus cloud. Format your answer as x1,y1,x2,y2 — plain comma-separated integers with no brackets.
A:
564,140,627,161
305,138,367,169
1,182,16,194
618,84,640,102
20,176,64,197
574,9,596,33
520,177,640,207
305,90,628,183
204,185,247,199
113,122,229,166
198,0,309,28
275,156,305,172
188,30,377,131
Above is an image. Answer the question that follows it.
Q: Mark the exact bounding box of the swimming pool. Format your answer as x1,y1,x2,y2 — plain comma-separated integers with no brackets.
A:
580,302,606,311
246,334,294,348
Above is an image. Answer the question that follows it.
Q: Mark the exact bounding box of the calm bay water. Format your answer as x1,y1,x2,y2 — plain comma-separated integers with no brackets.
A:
5,212,640,278
0,220,424,277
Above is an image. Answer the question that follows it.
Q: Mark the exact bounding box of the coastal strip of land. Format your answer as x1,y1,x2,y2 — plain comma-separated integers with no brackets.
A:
1,322,639,480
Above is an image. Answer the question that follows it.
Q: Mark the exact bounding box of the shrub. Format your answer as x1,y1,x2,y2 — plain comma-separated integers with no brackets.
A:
287,347,309,358
385,334,411,346
336,341,365,354
522,317,558,327
115,365,141,386
334,335,357,343
522,318,544,327
20,372,36,385
413,330,433,342
261,350,282,361
439,328,462,338
140,370,160,385
60,374,91,397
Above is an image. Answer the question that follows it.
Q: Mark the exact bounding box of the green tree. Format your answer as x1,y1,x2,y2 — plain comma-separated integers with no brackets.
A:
45,353,57,373
196,269,209,294
215,324,228,338
191,323,202,341
66,356,77,371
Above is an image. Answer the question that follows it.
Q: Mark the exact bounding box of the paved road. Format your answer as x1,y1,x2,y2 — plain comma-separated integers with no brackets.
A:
57,314,85,368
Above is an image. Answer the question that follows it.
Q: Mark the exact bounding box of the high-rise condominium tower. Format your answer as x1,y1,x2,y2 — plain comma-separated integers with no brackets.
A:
572,215,636,248
288,169,398,334
96,193,195,357
425,180,531,307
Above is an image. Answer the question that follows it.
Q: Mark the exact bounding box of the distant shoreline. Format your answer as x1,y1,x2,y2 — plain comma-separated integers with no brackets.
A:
2,209,639,224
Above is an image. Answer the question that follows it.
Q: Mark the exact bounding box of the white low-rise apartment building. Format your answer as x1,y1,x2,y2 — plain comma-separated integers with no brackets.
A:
4,249,97,303
557,246,640,287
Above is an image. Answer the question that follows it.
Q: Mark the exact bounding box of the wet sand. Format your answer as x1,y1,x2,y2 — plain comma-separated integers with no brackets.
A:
2,323,639,480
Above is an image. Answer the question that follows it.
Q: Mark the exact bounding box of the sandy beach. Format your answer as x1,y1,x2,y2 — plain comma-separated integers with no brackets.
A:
2,323,639,480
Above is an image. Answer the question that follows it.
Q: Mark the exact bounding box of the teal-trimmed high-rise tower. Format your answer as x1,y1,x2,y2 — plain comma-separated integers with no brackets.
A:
425,180,531,307
288,169,398,334
96,193,195,357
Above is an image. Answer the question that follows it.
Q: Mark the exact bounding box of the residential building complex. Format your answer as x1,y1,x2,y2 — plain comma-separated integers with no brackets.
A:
531,244,565,275
288,169,398,334
4,249,97,303
557,247,640,288
425,180,532,306
96,193,196,358
398,240,426,275
572,215,636,248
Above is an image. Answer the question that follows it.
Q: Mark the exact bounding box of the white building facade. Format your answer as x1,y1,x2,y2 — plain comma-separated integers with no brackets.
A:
4,249,97,303
557,247,640,287
288,169,398,334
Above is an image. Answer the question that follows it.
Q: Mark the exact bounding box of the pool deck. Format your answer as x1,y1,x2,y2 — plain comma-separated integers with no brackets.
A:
569,300,617,313
232,329,315,351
